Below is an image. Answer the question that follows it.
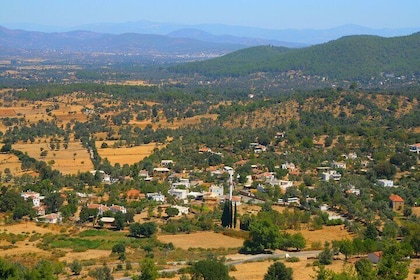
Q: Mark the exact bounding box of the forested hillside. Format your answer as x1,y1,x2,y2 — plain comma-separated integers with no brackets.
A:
172,32,420,81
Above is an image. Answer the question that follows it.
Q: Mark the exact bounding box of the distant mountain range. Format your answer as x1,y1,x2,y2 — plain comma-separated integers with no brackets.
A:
0,26,244,60
4,21,420,45
172,32,420,81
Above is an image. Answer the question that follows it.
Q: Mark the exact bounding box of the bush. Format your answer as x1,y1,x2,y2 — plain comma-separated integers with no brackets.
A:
285,256,300,262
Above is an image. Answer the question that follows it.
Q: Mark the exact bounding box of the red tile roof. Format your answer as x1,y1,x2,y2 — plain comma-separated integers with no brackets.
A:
389,194,404,202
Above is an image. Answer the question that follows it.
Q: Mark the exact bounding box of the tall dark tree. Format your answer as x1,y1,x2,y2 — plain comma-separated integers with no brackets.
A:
221,201,232,228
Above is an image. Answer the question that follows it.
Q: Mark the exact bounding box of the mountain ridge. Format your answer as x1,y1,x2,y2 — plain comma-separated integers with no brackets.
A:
171,32,420,82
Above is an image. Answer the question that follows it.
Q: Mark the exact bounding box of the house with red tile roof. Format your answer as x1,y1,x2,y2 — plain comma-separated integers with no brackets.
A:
389,194,404,211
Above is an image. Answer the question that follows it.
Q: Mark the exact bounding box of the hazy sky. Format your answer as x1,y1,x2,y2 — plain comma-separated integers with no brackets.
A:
1,0,420,30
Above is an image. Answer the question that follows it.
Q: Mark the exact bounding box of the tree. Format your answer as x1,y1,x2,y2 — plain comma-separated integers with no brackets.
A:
354,258,376,280
44,192,64,213
191,259,231,280
264,262,293,280
165,207,179,218
114,211,125,230
318,241,333,265
364,224,378,241
242,220,281,254
288,233,306,251
376,242,410,280
338,239,354,261
138,257,158,280
112,243,126,255
69,260,82,275
129,222,157,238
89,264,114,280
221,201,232,228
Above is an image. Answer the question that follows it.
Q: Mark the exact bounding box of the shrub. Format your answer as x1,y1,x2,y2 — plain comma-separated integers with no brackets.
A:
285,256,300,262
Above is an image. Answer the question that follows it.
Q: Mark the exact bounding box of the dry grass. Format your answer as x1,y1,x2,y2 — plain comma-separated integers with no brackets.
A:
0,152,29,176
13,139,93,174
412,207,420,217
157,232,244,250
230,259,345,280
96,142,160,165
288,225,354,249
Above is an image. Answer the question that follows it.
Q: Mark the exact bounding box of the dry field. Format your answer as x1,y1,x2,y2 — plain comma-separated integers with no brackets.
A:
96,142,160,165
288,226,354,249
13,140,93,174
412,206,420,217
229,259,346,280
157,231,244,250
0,152,30,176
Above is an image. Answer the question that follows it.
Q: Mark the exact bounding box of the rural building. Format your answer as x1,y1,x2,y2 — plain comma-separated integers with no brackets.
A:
147,192,165,202
110,204,127,214
153,167,171,174
368,251,383,264
331,161,347,169
209,185,224,197
168,188,189,200
346,185,361,196
88,203,110,216
282,162,296,171
37,213,62,224
322,170,342,181
21,191,44,207
199,147,212,153
389,194,404,211
409,143,420,153
378,179,394,187
160,160,174,167
172,178,190,189
172,205,189,216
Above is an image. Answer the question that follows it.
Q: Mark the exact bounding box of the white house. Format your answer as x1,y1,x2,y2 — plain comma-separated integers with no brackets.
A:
331,161,347,169
346,185,361,196
172,178,190,189
209,185,224,197
378,179,394,188
172,205,189,216
21,191,44,207
168,188,189,200
161,160,174,167
147,192,166,202
322,170,342,181
286,197,300,205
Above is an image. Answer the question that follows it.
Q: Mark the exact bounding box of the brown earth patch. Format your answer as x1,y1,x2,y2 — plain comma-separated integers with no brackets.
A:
288,225,354,249
97,142,160,165
230,259,345,280
13,139,93,174
157,232,244,250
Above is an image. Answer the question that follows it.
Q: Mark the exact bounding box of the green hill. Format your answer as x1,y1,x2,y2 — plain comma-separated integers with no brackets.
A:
172,32,420,81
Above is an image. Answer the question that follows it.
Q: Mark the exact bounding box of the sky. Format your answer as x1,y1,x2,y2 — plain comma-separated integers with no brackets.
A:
1,0,420,30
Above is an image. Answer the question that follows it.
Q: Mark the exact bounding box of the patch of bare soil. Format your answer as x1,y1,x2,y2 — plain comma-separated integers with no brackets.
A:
157,232,244,250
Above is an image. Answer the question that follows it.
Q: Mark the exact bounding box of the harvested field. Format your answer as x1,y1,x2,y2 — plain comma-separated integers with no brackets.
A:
157,232,244,250
0,152,28,176
13,140,93,174
97,142,160,165
288,225,354,249
230,259,345,280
